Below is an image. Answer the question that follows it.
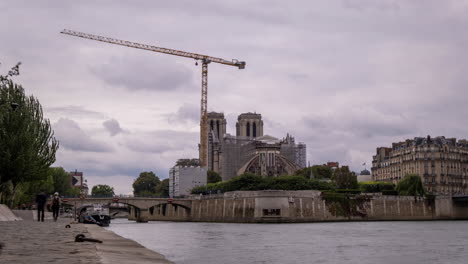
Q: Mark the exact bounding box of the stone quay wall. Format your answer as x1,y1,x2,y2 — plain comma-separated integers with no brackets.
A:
134,190,468,223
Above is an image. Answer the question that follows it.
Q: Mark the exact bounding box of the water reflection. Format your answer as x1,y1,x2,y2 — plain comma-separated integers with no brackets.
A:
107,219,468,264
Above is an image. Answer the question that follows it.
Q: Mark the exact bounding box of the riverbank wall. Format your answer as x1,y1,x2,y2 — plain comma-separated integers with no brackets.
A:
131,190,468,223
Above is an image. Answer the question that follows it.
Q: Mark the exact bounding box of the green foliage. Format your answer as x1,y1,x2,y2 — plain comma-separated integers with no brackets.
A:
0,80,59,186
207,170,222,184
396,174,425,196
359,181,395,193
155,179,169,197
91,184,115,197
382,190,399,195
191,173,336,194
0,71,59,206
295,165,333,179
332,166,358,189
132,171,161,196
223,173,265,192
321,192,370,218
176,159,199,166
334,189,362,194
49,167,79,196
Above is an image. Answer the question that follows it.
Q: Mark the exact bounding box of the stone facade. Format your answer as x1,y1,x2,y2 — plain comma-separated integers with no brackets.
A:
208,112,227,143
206,112,306,180
372,136,468,195
236,112,263,138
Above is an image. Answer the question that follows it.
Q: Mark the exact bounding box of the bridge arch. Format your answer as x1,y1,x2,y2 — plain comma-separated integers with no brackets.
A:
149,202,191,218
62,197,192,221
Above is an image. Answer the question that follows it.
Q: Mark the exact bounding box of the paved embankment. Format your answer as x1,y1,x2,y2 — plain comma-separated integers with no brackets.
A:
87,224,172,264
0,208,173,264
0,205,21,221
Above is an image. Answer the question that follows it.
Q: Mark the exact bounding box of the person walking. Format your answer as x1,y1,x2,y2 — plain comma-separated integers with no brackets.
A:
35,191,47,222
51,192,61,221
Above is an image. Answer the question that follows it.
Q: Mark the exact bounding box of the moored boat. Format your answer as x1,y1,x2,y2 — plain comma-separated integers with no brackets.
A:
78,204,111,227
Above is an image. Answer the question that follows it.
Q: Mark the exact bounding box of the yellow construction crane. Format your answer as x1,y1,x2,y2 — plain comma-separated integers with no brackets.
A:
60,29,245,168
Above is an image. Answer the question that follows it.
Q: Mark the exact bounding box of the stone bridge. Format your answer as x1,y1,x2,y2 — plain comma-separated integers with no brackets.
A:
62,197,192,222
62,192,468,223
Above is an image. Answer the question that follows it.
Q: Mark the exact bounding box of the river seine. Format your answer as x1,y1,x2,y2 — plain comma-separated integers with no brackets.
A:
107,219,468,264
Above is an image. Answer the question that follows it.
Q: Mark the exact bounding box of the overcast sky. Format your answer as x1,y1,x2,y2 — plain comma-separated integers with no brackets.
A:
2,0,468,194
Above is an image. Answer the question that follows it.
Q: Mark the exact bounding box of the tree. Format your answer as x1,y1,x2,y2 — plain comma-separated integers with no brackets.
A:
333,166,358,189
91,184,115,197
396,174,425,196
176,159,199,166
311,165,333,179
207,170,222,183
0,64,59,205
155,179,169,197
359,181,395,193
49,167,71,195
296,165,333,179
133,171,160,196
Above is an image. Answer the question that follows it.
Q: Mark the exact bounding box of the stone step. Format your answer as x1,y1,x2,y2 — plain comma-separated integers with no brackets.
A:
0,204,22,221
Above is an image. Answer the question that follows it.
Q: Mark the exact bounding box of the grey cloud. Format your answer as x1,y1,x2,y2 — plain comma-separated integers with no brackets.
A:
46,105,107,119
4,0,468,190
53,118,113,152
124,130,198,154
302,109,412,139
341,0,400,11
167,103,199,124
90,55,195,92
103,118,125,136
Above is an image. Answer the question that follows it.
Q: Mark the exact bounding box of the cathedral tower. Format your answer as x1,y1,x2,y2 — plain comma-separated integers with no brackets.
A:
207,112,227,142
236,112,263,138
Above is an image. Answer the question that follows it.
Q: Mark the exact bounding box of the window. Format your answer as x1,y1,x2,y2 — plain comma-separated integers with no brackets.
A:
262,209,281,216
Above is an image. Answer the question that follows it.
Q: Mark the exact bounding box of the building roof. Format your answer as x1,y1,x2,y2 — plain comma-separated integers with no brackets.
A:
360,169,371,175
256,135,280,144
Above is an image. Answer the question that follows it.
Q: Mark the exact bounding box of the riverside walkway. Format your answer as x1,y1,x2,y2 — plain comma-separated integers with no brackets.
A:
0,208,172,264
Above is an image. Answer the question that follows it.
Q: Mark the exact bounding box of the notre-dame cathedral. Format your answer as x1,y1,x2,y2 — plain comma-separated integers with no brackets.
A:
205,112,307,181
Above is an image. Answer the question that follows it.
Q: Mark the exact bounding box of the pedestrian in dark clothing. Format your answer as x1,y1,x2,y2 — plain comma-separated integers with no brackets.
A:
36,192,47,222
52,192,61,221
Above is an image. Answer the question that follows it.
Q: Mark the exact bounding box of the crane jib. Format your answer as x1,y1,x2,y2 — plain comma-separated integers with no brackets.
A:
60,29,245,69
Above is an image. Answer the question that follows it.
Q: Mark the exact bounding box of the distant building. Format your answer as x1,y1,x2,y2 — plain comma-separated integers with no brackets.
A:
169,162,207,198
69,170,88,196
206,112,307,180
372,136,468,195
357,169,372,182
325,162,339,170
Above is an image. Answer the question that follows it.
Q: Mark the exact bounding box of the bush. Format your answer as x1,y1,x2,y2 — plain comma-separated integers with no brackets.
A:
190,173,336,194
382,190,399,195
359,181,395,193
396,174,425,196
334,189,362,194
207,170,222,184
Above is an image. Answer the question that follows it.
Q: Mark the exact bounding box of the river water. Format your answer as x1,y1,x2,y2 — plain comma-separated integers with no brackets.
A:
107,219,468,264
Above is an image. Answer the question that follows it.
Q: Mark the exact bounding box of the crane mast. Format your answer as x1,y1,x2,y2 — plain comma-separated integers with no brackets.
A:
61,29,245,168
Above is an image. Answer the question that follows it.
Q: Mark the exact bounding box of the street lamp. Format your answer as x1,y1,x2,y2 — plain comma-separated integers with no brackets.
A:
10,103,19,111
0,101,19,111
